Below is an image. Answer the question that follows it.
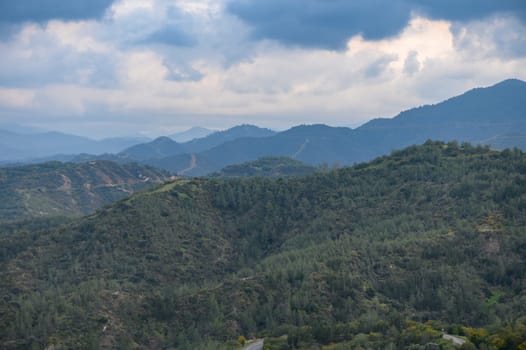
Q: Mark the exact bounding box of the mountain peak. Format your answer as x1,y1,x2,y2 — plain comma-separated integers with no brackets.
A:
282,124,353,137
226,124,273,133
152,136,179,144
493,78,526,88
169,127,214,143
119,136,186,161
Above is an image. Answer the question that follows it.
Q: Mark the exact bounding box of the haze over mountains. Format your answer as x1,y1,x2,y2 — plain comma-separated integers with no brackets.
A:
1,79,525,175
169,127,214,143
83,79,526,175
0,129,150,163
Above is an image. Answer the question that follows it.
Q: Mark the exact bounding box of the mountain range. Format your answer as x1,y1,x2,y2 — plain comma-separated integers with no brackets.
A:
1,79,525,175
169,127,215,143
0,129,151,162
103,79,526,176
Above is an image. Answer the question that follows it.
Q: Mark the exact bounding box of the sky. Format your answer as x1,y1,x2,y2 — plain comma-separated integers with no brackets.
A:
0,0,525,138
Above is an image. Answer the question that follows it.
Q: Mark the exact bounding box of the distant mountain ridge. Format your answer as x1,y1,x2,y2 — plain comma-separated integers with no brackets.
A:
2,79,524,175
182,124,276,153
0,129,150,162
164,78,526,175
359,78,526,146
169,127,214,142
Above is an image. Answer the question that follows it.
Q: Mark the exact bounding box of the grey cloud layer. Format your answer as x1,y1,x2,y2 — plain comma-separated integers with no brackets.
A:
227,0,526,50
0,0,115,22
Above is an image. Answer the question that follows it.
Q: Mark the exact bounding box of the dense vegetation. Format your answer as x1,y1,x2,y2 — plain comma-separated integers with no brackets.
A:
211,157,317,178
0,161,170,221
0,141,525,349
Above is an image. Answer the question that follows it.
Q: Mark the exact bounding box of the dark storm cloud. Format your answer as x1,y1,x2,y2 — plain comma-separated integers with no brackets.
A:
227,0,412,50
227,0,526,50
416,0,526,22
0,0,115,23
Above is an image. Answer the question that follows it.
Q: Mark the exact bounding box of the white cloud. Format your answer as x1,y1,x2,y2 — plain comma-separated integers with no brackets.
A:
0,1,525,137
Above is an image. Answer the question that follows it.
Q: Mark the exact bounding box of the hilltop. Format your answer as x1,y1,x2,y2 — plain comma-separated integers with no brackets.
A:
211,157,317,177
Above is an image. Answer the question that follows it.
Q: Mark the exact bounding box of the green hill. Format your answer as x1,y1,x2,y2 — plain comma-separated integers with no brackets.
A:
0,142,525,349
211,157,317,177
0,161,171,221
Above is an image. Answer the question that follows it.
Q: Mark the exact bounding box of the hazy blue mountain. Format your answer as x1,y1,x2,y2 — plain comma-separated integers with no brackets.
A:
202,125,363,167
0,139,27,161
118,136,187,161
481,132,526,150
357,78,526,155
0,123,46,134
153,125,368,175
0,130,150,162
0,130,93,161
169,127,214,142
182,124,276,153
6,79,523,175
154,79,526,175
112,125,274,165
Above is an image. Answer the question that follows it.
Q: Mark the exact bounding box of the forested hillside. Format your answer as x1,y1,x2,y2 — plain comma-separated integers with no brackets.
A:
0,161,171,221
0,142,525,349
211,157,317,178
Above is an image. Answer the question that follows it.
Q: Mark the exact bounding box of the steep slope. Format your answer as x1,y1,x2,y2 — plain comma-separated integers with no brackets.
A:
0,161,171,221
0,142,525,349
357,78,526,153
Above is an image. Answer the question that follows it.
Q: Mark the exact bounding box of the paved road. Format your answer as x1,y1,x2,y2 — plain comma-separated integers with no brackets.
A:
244,340,264,350
443,334,466,345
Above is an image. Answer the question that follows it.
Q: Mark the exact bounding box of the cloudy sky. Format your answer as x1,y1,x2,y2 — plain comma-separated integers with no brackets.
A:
0,0,525,138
